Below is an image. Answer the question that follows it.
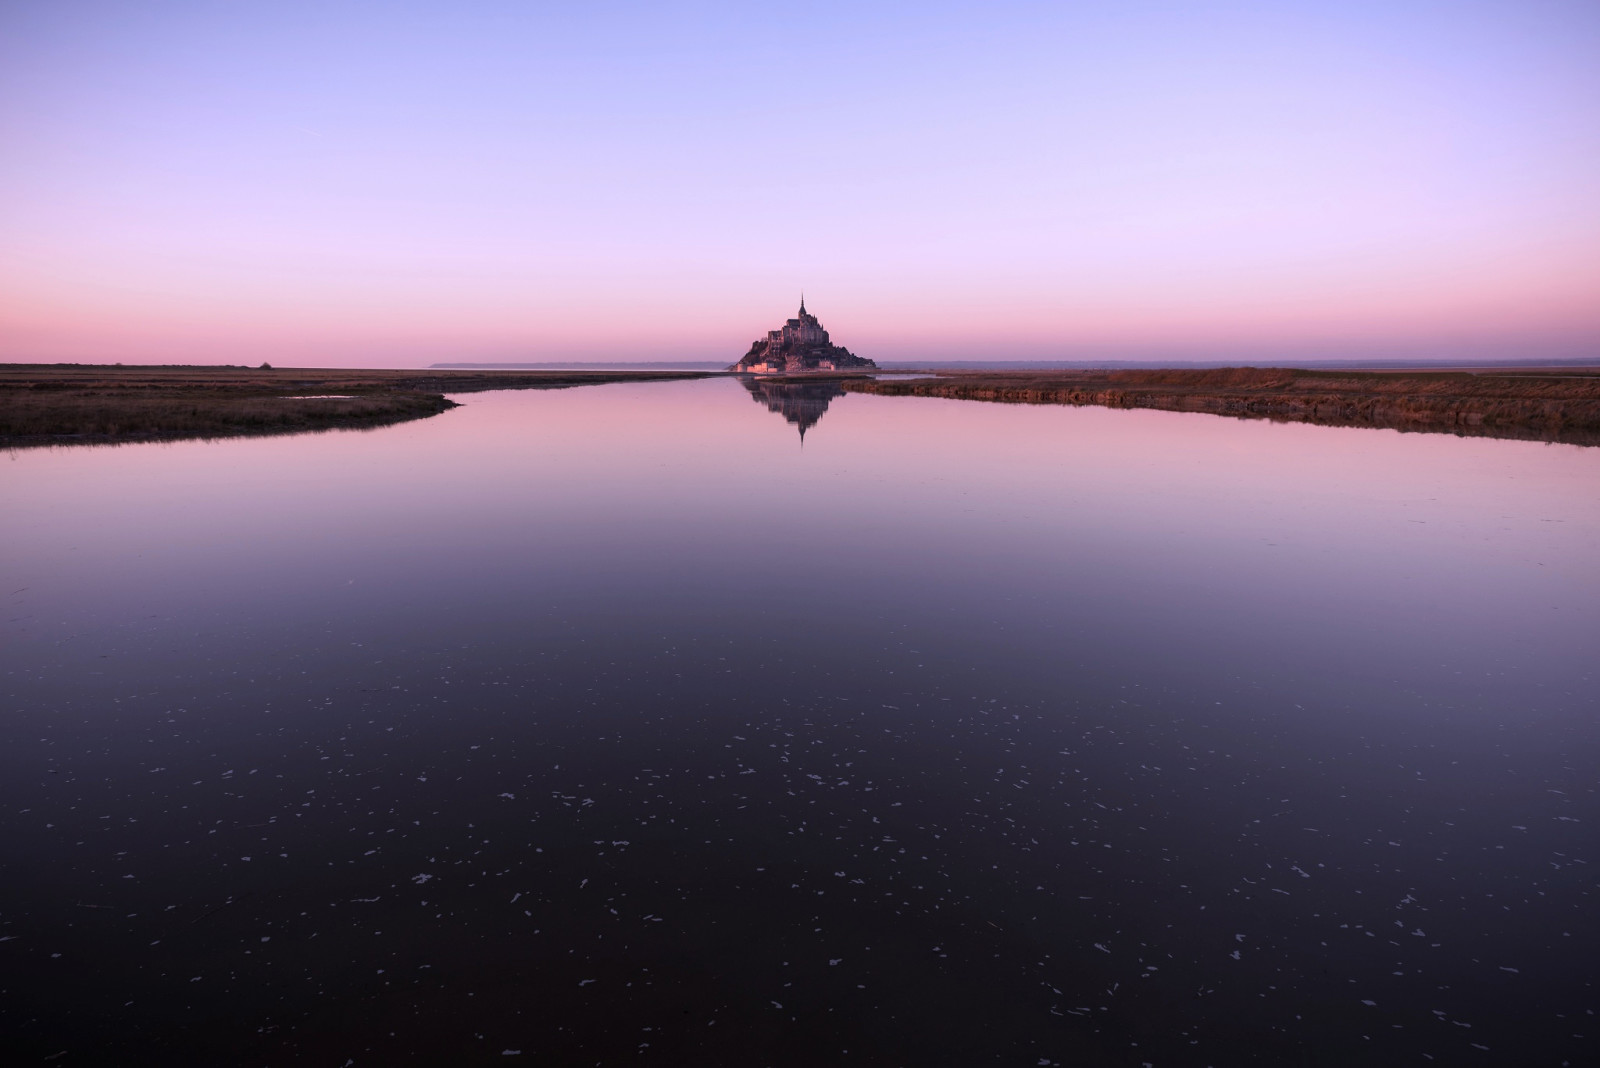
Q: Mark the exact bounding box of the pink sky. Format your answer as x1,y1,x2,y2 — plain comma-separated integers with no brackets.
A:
2,3,1597,366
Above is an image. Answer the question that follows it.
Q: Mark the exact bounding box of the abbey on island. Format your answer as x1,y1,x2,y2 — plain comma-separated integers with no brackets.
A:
730,297,878,374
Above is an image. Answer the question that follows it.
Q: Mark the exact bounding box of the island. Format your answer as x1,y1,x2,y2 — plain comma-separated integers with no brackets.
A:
730,298,877,374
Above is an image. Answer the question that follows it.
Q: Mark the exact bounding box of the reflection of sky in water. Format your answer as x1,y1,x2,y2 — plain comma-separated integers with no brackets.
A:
2,379,1596,1063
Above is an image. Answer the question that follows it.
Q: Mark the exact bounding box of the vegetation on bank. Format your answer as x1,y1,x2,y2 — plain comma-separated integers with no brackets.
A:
6,362,1598,449
841,366,1600,446
0,365,717,448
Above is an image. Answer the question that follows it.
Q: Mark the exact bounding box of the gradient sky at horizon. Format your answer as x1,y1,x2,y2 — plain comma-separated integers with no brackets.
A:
2,1,1598,366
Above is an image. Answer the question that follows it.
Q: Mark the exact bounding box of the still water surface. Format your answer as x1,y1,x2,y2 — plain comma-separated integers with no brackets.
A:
2,379,1597,1064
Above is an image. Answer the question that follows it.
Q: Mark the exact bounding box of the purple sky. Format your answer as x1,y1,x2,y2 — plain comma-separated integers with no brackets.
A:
2,1,1597,366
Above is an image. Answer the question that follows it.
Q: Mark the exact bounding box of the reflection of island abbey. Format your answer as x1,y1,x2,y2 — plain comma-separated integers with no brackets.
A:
730,297,878,374
740,378,846,441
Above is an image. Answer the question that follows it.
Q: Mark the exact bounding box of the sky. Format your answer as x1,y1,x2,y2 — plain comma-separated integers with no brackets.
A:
1,1,1597,366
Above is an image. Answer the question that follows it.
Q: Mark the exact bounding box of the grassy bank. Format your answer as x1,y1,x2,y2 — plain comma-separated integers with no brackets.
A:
9,362,1599,450
0,365,717,448
841,366,1600,446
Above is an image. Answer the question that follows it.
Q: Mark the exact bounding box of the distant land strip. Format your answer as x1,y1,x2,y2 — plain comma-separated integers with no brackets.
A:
432,360,730,370
839,366,1600,446
874,357,1600,372
0,365,716,449
429,357,1600,372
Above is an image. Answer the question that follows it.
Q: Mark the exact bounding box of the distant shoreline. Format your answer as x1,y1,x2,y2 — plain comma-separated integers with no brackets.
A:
431,360,731,370
883,357,1600,372
428,356,1600,373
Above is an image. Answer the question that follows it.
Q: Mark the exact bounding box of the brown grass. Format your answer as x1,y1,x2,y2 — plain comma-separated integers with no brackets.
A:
842,367,1600,446
9,362,1598,449
0,364,717,449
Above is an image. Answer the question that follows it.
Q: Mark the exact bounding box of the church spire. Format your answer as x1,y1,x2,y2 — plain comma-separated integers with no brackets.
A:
799,292,806,316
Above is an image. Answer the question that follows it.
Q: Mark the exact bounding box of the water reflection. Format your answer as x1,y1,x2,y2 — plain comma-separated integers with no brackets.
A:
739,375,847,440
1,380,1596,1065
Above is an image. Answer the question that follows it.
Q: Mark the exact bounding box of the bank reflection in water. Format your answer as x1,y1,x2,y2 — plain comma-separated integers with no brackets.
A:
739,375,848,440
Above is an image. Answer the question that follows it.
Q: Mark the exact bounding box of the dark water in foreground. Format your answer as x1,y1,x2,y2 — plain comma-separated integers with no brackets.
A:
2,379,1596,1066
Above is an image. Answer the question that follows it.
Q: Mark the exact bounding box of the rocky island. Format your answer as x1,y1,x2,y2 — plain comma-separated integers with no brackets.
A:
730,298,877,374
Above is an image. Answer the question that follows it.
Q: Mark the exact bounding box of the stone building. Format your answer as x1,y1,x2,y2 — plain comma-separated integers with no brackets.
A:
729,297,878,374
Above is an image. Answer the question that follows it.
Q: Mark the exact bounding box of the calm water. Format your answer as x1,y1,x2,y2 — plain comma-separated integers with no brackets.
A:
2,379,1596,1065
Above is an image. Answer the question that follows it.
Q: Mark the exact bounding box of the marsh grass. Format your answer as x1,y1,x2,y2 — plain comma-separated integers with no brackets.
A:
843,366,1600,446
0,365,716,448
9,363,1596,449
0,387,454,442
